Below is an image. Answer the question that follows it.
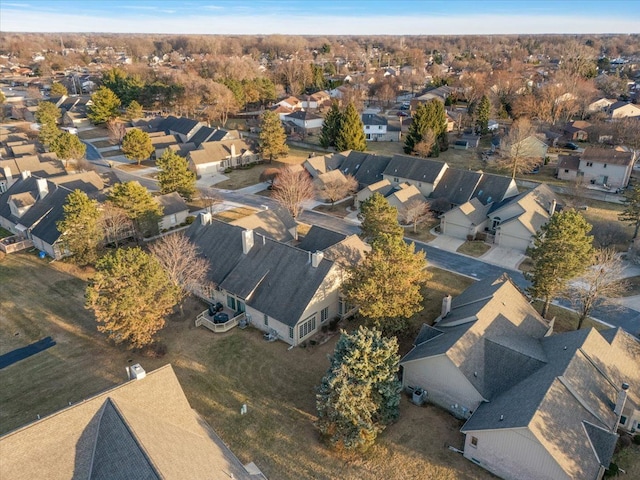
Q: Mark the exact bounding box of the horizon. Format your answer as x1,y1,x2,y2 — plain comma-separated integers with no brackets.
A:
1,0,639,36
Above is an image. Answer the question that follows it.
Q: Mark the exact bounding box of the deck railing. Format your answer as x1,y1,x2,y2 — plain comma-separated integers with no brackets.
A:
195,311,246,333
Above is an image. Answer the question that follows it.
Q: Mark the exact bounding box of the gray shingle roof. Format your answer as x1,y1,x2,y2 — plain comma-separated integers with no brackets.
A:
297,225,347,252
230,209,295,243
472,173,515,205
430,169,482,206
189,126,216,147
156,192,188,216
361,114,388,126
383,154,447,185
158,116,200,136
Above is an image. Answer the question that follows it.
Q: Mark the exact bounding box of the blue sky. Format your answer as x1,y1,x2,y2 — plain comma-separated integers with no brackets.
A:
1,0,639,35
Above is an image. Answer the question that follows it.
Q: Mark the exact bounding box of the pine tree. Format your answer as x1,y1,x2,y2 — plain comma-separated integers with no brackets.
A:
359,192,403,243
125,100,143,120
156,149,197,201
527,209,594,318
108,181,163,238
316,326,401,452
87,86,121,124
35,101,62,146
86,247,178,349
50,132,86,166
335,102,366,152
476,94,491,134
619,184,640,239
259,110,289,162
342,233,429,334
50,82,68,97
56,189,102,265
319,101,342,149
121,129,154,165
403,99,446,156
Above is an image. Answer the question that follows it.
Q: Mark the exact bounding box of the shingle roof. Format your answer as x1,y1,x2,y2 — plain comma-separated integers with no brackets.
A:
0,365,257,480
189,139,255,166
158,116,200,136
297,225,347,252
581,147,634,166
558,155,581,170
431,169,482,205
156,192,188,216
285,110,323,121
383,154,447,185
230,209,295,243
361,114,388,126
189,126,216,147
186,219,335,327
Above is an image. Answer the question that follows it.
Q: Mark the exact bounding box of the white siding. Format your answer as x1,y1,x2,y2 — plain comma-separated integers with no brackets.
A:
440,209,474,239
402,354,484,418
382,174,435,196
579,161,631,188
463,428,570,480
495,222,533,252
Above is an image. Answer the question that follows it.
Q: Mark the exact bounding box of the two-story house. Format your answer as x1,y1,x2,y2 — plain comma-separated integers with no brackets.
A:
557,147,635,189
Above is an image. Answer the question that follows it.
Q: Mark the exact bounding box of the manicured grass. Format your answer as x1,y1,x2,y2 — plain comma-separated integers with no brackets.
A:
91,139,114,148
404,220,438,243
101,149,125,158
456,240,491,257
213,207,258,222
313,203,353,219
531,301,604,333
0,253,492,480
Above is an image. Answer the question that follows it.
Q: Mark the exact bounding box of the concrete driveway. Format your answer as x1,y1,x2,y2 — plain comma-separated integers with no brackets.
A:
428,234,466,252
479,246,526,271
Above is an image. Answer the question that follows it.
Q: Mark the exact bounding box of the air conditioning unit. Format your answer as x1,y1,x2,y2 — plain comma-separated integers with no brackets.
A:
128,363,146,380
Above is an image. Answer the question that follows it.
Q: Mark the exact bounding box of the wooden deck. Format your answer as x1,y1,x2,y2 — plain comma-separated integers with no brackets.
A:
195,310,246,333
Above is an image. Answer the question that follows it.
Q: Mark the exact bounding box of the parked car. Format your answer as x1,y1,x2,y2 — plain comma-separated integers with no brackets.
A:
396,111,409,117
566,142,579,150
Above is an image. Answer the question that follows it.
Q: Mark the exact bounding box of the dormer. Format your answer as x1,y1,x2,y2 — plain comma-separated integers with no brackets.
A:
9,191,37,218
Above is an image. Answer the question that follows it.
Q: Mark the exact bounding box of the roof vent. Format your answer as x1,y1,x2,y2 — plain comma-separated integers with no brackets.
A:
500,415,504,421
622,382,629,391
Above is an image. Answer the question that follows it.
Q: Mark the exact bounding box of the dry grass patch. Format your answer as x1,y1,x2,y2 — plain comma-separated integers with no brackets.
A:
91,139,114,148
77,127,109,140
404,221,438,243
457,240,491,257
518,257,534,273
214,163,273,189
610,276,640,297
530,301,603,333
101,149,125,158
297,222,312,236
613,442,640,479
213,206,258,222
313,203,352,219
0,254,493,480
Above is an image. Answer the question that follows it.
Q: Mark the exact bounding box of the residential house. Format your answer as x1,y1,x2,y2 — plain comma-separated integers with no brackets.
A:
157,116,206,143
557,147,635,188
385,183,424,212
362,113,401,142
563,120,591,141
303,152,348,178
439,197,491,239
338,151,393,189
556,155,581,182
587,97,616,113
0,153,65,193
270,104,294,121
354,179,394,209
608,101,640,119
502,135,549,164
301,91,330,110
150,134,181,159
283,110,324,134
230,206,298,244
156,192,189,231
382,154,448,196
0,364,264,480
401,273,640,480
411,85,454,108
276,96,303,110
186,214,367,346
0,171,107,259
188,139,259,176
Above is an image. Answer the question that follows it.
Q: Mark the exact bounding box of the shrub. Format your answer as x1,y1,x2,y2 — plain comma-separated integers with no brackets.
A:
329,317,340,331
224,167,233,173
605,462,619,478
633,434,640,445
185,215,195,225
467,234,475,241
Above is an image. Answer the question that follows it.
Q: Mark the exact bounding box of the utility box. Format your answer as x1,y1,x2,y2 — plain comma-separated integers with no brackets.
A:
412,388,427,406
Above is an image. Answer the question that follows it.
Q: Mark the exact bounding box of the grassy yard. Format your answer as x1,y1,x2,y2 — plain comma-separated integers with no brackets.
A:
531,301,603,333
611,276,640,297
77,127,109,140
0,227,12,238
0,253,492,480
213,207,258,222
456,240,491,257
101,149,125,158
91,139,115,148
313,203,353,219
404,220,438,243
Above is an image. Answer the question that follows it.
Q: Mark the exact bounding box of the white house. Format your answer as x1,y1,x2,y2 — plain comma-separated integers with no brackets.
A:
361,113,401,142
283,110,324,132
558,147,636,189
608,101,640,119
187,139,259,176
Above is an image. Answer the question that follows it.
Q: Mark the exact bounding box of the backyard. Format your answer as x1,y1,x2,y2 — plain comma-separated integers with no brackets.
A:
0,252,491,480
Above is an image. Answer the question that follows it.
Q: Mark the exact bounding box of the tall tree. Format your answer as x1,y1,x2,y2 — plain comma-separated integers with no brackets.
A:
36,101,62,146
259,110,288,162
86,247,177,349
567,248,628,330
620,184,640,239
342,233,429,334
335,102,366,152
527,209,594,318
121,129,154,165
156,149,197,201
148,233,211,313
99,201,134,247
315,174,358,208
102,67,144,106
271,166,314,219
316,326,401,452
107,119,126,145
50,82,68,97
400,199,432,233
108,181,163,238
475,94,491,134
319,101,342,149
497,118,540,179
201,81,238,126
125,100,143,120
87,86,121,125
359,192,403,243
50,132,86,167
56,190,102,265
403,99,446,156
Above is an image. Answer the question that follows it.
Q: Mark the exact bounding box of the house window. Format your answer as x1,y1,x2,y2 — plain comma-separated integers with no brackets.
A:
321,307,329,322
226,295,236,310
620,415,627,425
586,162,593,167
169,214,177,225
264,314,268,326
393,177,399,183
470,436,478,447
418,182,422,187
289,326,294,339
603,164,607,168
298,315,316,340
378,125,383,130
564,169,569,173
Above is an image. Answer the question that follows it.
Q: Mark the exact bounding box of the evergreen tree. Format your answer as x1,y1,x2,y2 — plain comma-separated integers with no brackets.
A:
87,86,121,124
156,149,197,201
108,181,163,238
359,192,403,243
125,100,143,120
619,184,640,239
476,94,491,134
259,110,289,162
319,101,343,149
102,68,144,106
342,233,429,334
316,326,401,452
50,82,68,97
86,247,178,349
35,101,62,146
50,132,86,166
403,99,446,156
121,129,154,165
527,209,594,318
335,102,366,152
56,189,102,265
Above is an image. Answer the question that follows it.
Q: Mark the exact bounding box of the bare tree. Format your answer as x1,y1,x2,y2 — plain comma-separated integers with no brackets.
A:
148,232,211,314
198,188,222,215
497,118,541,179
271,166,315,219
567,248,628,329
107,119,126,146
413,130,437,158
201,80,238,126
259,167,281,184
99,201,134,247
316,174,358,208
400,199,432,233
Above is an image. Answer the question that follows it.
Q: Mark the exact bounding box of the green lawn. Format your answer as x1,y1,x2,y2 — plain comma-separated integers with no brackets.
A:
0,227,12,238
456,240,491,257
